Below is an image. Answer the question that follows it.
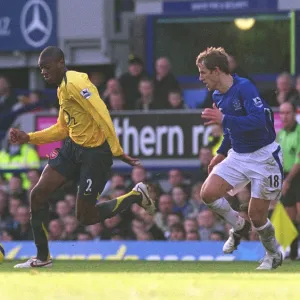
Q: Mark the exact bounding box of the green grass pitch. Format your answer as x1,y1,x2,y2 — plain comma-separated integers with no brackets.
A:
1,261,300,300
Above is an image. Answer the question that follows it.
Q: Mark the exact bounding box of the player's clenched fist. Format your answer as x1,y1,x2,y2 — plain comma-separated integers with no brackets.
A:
9,128,30,145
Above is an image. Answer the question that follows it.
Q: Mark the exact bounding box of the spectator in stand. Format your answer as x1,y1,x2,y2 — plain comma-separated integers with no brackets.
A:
0,229,15,241
186,230,200,240
6,196,22,230
48,219,65,241
0,190,9,232
210,231,225,241
0,141,40,190
189,182,207,216
267,72,298,107
119,55,147,109
13,90,44,112
26,169,41,197
197,210,225,241
63,215,79,241
0,76,17,115
153,57,180,109
171,185,195,219
108,92,125,111
199,147,213,182
227,54,253,83
135,230,153,241
139,209,166,240
8,175,27,202
55,200,72,220
167,213,183,230
13,205,33,240
184,218,198,234
101,214,130,240
89,71,106,97
196,146,213,183
167,90,186,109
169,223,186,241
102,78,122,108
77,230,93,241
161,169,186,193
154,193,174,233
136,78,156,111
86,223,104,241
64,193,76,213
127,166,148,190
295,75,300,106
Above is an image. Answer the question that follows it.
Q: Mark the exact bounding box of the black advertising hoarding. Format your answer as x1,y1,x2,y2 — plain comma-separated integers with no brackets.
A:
112,110,212,160
35,110,212,166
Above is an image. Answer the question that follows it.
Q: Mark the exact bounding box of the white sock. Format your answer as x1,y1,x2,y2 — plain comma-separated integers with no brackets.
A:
254,219,277,255
206,197,245,231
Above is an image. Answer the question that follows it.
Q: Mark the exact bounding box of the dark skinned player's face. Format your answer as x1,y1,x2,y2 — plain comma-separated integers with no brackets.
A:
38,56,64,84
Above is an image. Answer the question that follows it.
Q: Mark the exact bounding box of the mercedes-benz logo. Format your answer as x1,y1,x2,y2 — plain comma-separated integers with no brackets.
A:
20,0,53,48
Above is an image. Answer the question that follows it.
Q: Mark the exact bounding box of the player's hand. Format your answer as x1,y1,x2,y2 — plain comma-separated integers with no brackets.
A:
281,180,291,197
201,103,223,125
119,153,141,166
208,153,225,174
9,128,30,145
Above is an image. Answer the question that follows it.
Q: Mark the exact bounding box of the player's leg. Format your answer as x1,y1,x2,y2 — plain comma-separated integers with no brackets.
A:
249,144,283,270
14,165,67,268
75,146,155,226
248,197,282,270
76,182,155,225
201,174,246,229
201,157,251,253
14,140,77,268
281,181,299,260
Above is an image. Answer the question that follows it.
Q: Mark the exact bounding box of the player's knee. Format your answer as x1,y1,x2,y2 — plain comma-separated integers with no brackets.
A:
76,208,95,226
200,184,216,204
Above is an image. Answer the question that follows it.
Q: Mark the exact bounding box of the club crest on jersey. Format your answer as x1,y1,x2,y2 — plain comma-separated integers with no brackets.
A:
253,97,263,107
232,98,242,111
80,88,92,99
49,149,59,160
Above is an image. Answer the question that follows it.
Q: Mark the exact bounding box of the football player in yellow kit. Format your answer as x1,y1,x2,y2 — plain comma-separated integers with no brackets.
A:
10,46,155,268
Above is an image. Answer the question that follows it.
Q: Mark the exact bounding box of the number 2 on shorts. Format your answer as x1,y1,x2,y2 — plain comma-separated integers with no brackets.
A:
86,179,92,192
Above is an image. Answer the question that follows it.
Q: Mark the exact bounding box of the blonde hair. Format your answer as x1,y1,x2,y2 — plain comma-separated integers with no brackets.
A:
196,47,230,74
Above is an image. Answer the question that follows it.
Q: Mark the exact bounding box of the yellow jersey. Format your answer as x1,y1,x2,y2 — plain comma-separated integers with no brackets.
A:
28,71,124,157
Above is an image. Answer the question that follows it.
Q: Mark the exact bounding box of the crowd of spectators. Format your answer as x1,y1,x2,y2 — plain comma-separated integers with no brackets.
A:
0,145,261,242
0,54,299,243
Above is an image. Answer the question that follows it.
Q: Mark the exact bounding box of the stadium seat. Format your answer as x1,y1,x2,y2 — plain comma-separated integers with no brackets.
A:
183,88,208,108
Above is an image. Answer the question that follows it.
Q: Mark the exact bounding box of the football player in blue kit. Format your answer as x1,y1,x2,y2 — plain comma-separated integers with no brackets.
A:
198,47,282,270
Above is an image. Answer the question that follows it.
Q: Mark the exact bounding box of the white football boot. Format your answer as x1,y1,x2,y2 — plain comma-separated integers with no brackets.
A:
14,257,53,269
256,252,283,270
133,182,156,216
223,220,251,254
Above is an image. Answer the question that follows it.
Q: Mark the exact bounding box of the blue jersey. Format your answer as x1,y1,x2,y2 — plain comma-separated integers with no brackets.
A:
214,75,276,155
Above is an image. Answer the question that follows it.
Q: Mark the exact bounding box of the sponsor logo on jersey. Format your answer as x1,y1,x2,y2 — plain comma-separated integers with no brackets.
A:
253,97,263,107
80,88,92,99
232,98,242,111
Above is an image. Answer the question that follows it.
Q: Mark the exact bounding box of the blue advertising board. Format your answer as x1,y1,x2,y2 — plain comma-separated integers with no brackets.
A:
1,241,265,261
0,0,56,51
